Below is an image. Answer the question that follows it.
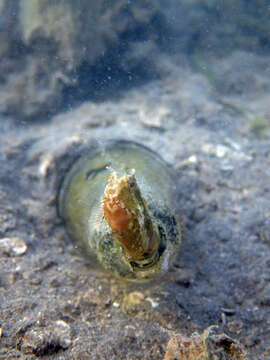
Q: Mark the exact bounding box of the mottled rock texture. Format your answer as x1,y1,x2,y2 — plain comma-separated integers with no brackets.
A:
164,327,247,360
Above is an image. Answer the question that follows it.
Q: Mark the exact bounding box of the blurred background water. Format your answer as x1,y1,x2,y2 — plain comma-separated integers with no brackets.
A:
1,0,270,126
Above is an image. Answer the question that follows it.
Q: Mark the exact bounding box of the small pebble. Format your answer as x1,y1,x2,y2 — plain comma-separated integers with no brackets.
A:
164,326,247,360
123,292,144,308
227,320,243,334
54,320,72,348
139,105,169,129
39,154,53,177
146,297,159,308
0,237,27,256
18,319,72,356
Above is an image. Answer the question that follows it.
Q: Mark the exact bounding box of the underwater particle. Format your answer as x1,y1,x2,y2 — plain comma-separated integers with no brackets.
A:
59,140,181,281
